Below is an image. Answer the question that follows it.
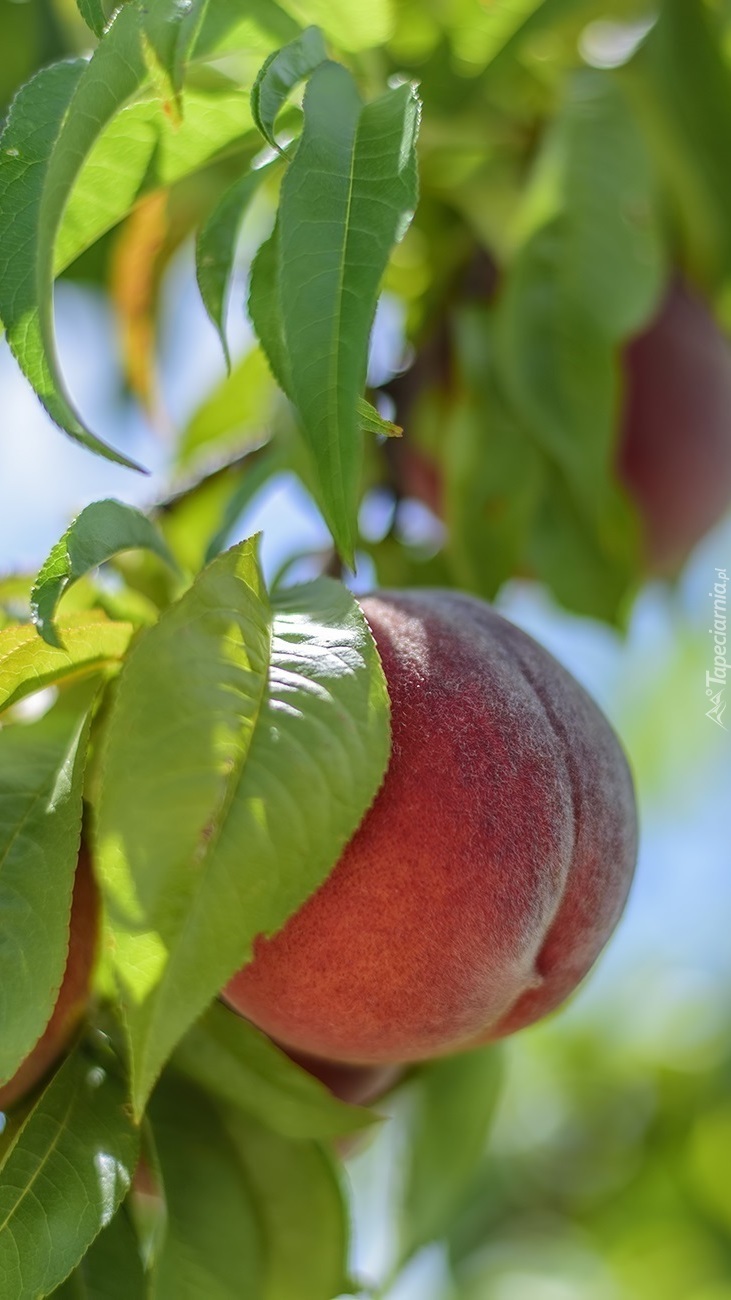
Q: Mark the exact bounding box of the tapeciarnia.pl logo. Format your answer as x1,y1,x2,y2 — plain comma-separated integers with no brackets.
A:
706,567,728,730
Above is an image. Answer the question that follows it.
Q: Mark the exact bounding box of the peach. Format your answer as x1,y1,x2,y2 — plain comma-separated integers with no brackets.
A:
224,591,637,1064
390,279,731,579
283,1048,403,1106
0,844,98,1111
619,280,731,574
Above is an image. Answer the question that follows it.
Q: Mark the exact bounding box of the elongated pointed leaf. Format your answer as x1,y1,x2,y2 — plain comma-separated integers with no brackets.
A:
248,219,291,391
224,1109,349,1300
76,0,108,38
96,540,390,1115
0,59,139,469
401,1048,503,1257
56,84,254,277
249,233,402,457
276,63,420,560
357,397,402,439
173,1001,374,1139
31,500,178,648
150,1076,263,1300
142,0,210,100
0,691,94,1091
251,26,327,153
196,166,275,365
0,1046,140,1300
0,617,133,716
0,14,149,468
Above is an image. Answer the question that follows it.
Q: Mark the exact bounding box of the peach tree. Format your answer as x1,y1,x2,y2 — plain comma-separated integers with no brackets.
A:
0,1,729,1298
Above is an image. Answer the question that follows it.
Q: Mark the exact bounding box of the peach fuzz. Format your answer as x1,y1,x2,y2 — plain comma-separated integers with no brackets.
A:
224,591,637,1065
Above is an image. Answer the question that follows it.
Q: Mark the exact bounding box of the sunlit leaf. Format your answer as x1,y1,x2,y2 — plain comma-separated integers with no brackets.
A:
142,0,211,103
31,500,178,648
0,58,140,469
280,0,393,51
0,617,133,715
96,540,390,1116
453,0,594,71
356,397,402,439
192,0,301,63
56,85,254,275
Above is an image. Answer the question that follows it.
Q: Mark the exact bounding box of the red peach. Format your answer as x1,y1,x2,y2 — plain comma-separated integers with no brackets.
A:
283,1048,403,1106
619,280,731,574
224,591,637,1064
0,845,98,1111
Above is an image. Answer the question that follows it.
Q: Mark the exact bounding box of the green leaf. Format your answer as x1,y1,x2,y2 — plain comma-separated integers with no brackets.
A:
273,64,420,561
50,1205,146,1299
0,1044,140,1300
203,445,286,563
75,0,109,38
536,69,664,339
196,169,276,367
225,1109,349,1300
457,0,595,73
622,0,731,280
0,58,141,470
0,617,133,716
494,219,637,576
96,540,390,1116
179,347,275,468
279,0,393,51
56,83,254,277
356,397,402,439
172,1000,375,1140
248,218,291,391
527,464,639,625
150,1075,263,1300
142,0,210,101
401,1047,503,1257
446,309,543,600
192,0,301,63
31,500,178,648
0,691,94,1092
251,26,327,153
